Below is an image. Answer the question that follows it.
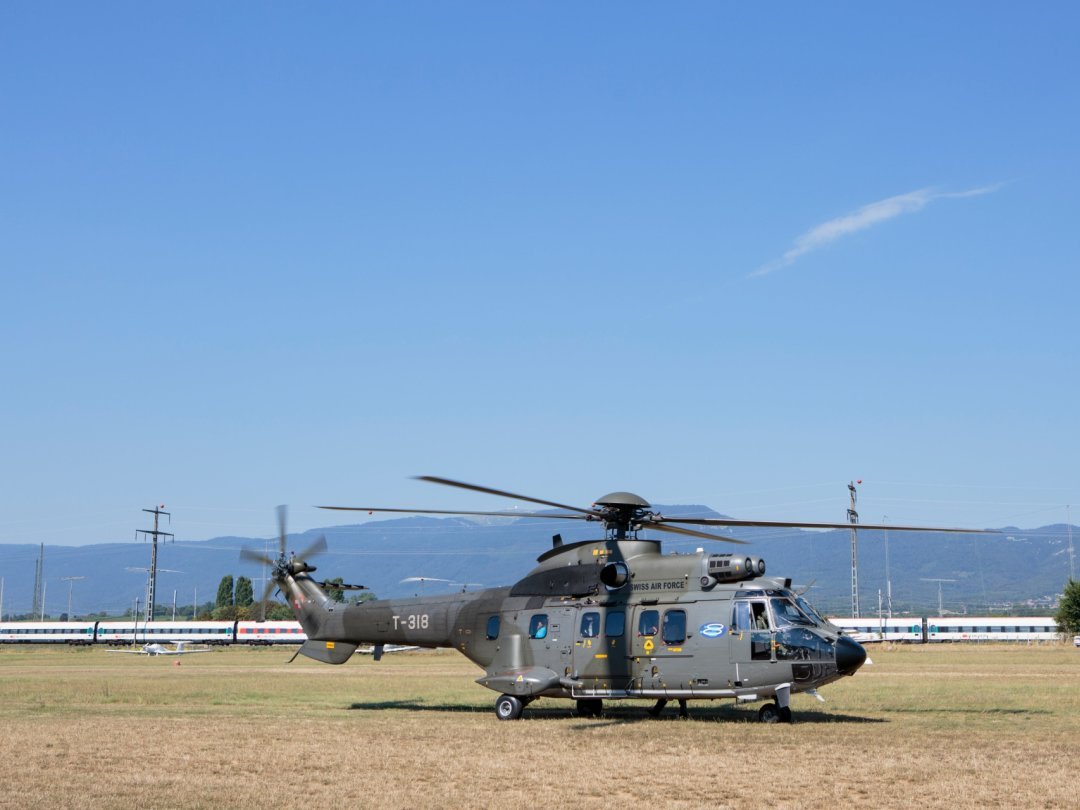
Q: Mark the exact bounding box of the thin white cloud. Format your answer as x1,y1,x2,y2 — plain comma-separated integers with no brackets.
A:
751,184,1001,277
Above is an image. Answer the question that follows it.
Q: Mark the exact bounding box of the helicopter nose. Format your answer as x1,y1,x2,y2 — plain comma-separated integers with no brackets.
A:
835,636,867,675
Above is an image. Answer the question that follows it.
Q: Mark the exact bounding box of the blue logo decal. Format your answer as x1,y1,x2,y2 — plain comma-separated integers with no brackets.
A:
699,622,727,638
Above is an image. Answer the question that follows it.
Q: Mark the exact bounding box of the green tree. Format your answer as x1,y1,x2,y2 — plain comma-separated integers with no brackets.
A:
235,576,254,607
1055,579,1080,636
215,575,234,608
265,603,293,620
324,577,345,602
212,604,239,621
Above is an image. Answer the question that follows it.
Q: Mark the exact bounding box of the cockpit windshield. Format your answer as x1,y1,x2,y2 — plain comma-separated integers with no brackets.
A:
792,593,828,626
769,597,816,628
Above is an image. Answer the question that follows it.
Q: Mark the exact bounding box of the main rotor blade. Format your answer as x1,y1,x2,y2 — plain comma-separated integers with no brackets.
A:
276,504,288,555
656,516,997,533
240,548,275,566
415,476,601,517
317,505,586,521
641,521,748,544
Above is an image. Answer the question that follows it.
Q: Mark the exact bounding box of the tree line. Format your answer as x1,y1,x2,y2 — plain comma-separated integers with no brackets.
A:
203,574,375,621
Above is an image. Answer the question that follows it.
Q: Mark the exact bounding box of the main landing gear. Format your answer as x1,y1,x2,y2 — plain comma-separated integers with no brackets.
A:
758,702,793,723
575,698,603,718
647,699,689,718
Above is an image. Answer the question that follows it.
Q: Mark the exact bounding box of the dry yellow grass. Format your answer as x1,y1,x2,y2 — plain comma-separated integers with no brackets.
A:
1,643,1077,809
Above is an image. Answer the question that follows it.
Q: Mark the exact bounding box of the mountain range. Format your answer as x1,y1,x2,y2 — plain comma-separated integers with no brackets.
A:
1,507,1075,619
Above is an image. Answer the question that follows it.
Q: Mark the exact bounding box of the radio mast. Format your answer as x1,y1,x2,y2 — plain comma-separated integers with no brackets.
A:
136,505,173,623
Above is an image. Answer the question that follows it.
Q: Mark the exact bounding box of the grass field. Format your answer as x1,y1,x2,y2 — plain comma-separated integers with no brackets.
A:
1,643,1077,809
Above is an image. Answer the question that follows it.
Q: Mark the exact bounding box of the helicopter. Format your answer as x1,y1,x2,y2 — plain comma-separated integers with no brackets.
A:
243,476,991,723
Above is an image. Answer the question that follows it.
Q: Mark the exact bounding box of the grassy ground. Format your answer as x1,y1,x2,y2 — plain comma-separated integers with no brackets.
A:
1,643,1077,809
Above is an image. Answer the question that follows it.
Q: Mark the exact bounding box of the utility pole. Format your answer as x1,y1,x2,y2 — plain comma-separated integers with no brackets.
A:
61,576,85,620
1067,505,1075,582
136,505,173,624
847,481,861,618
40,580,47,621
921,578,957,614
883,515,893,620
32,543,44,619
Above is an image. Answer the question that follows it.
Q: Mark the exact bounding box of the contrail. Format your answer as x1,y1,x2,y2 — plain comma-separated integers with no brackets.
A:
751,184,1001,277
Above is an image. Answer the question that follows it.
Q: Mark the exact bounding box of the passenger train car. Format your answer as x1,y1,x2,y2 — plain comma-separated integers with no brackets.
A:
0,617,1065,646
0,620,308,645
830,616,1062,643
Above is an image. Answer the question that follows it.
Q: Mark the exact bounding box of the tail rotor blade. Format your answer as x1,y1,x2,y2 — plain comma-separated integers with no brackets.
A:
276,504,288,556
298,534,327,561
241,548,274,566
258,579,277,622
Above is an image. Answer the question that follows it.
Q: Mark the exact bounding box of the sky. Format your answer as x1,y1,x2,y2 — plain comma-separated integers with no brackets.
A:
2,3,1079,548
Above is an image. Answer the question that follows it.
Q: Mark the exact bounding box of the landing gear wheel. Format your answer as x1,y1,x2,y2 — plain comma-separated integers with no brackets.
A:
495,694,524,720
576,698,603,717
779,706,793,724
647,699,668,717
758,702,781,723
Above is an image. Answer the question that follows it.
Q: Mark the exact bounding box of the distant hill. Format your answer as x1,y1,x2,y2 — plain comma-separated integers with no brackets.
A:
1,507,1074,618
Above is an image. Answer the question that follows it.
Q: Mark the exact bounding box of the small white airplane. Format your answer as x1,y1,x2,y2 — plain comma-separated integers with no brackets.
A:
106,641,215,656
356,644,421,659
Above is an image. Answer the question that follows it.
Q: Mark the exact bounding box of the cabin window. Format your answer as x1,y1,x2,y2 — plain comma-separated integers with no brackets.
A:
638,610,659,636
529,614,549,639
485,615,500,640
580,612,600,638
605,611,625,638
662,610,686,645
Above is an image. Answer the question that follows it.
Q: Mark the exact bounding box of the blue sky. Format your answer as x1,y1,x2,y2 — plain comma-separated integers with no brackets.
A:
2,3,1078,546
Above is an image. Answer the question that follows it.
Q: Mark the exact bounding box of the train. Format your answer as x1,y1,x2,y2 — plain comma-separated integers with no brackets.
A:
830,616,1063,643
0,620,306,645
0,616,1066,646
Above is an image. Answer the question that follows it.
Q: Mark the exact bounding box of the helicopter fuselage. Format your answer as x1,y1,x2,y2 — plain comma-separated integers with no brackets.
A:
280,536,866,720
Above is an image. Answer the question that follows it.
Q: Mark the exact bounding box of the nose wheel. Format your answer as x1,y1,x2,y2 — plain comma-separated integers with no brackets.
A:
495,695,525,720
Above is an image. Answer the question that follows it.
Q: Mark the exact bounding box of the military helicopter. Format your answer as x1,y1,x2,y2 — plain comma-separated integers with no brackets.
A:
244,477,989,723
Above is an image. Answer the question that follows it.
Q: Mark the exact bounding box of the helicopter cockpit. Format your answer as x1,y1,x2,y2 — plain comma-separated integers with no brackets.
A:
732,588,838,664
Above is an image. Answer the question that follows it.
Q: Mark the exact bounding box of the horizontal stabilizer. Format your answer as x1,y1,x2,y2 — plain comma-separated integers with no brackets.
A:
296,639,358,665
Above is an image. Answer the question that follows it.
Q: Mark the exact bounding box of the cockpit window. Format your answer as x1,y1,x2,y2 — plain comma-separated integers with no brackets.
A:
486,615,500,640
793,594,827,626
770,598,815,628
751,602,770,630
732,601,753,632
